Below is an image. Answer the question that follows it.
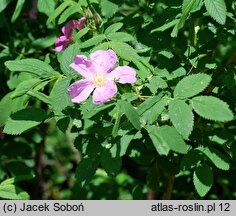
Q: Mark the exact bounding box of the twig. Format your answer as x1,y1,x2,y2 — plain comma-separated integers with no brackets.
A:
162,174,175,200
32,124,46,199
147,188,156,200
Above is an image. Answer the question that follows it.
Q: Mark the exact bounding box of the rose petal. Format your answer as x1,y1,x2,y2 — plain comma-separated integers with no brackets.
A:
70,55,98,79
77,17,86,30
107,66,137,84
62,20,77,37
92,81,117,104
55,36,70,52
62,18,86,37
57,18,86,52
90,49,117,73
68,80,94,104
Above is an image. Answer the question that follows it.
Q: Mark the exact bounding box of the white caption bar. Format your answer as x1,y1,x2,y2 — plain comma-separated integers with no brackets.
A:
0,200,235,216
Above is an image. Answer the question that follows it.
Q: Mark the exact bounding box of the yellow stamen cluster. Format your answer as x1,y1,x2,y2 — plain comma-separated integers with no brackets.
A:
93,74,105,86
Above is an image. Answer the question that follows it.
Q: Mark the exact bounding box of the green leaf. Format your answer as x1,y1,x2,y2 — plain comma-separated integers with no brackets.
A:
30,79,50,91
100,0,119,18
88,0,99,4
132,59,151,79
171,0,201,37
174,74,212,98
0,184,29,200
82,101,114,119
75,157,99,187
204,0,227,25
1,174,35,185
6,161,32,176
0,94,13,127
0,93,28,127
7,72,32,90
107,32,134,42
31,35,56,50
141,99,165,125
50,77,73,113
182,0,203,13
110,41,153,78
146,126,170,156
118,100,141,130
11,0,25,23
169,100,194,139
117,131,142,157
110,41,139,62
3,108,47,135
170,19,184,38
112,108,122,137
56,116,70,133
191,96,234,121
27,90,52,105
5,59,56,78
128,141,153,165
193,164,213,197
38,0,56,17
138,94,163,115
180,149,203,171
60,43,80,78
156,126,189,154
92,42,110,51
147,76,168,93
132,185,144,200
202,147,230,170
74,27,90,40
147,125,189,155
58,4,82,24
104,22,123,35
77,0,89,7
11,78,41,99
0,0,11,13
101,146,122,177
151,19,179,33
80,35,106,49
121,92,138,102
46,0,73,25
171,67,187,79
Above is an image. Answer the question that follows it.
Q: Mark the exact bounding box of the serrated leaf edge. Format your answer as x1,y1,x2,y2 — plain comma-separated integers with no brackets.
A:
169,100,195,139
191,96,234,122
201,147,230,171
204,0,227,25
174,73,212,98
193,164,213,197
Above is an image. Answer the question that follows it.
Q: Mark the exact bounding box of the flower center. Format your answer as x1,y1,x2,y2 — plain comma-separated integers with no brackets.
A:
93,74,106,86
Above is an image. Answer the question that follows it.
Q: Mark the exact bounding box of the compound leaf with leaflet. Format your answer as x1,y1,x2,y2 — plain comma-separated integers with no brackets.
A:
169,100,194,139
193,164,213,197
191,96,233,122
174,74,211,98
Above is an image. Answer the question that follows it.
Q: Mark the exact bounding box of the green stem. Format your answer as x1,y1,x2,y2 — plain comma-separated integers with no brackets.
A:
0,43,8,49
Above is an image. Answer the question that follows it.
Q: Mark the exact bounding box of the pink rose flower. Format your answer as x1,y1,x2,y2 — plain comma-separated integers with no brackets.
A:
68,49,137,104
55,17,86,52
